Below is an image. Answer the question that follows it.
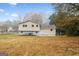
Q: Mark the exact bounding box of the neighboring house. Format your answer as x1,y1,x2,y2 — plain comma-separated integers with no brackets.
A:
8,26,18,34
18,20,56,36
0,22,18,34
8,27,13,33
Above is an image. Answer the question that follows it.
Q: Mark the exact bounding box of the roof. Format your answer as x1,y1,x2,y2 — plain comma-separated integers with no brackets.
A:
19,20,39,24
41,24,55,30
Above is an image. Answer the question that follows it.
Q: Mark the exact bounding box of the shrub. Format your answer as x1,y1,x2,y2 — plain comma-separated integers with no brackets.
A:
65,20,79,36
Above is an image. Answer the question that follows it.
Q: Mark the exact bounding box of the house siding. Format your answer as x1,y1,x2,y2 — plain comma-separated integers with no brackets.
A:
19,22,40,31
37,28,56,36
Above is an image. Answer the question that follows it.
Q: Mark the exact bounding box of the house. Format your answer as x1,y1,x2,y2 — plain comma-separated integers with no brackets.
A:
18,20,40,35
38,24,56,36
18,20,56,36
0,21,18,34
8,26,18,34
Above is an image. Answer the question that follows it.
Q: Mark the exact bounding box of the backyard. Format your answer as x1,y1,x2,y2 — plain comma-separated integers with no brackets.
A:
0,34,78,56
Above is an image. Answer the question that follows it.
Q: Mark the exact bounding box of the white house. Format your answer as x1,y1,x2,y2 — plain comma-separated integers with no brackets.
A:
8,26,18,34
38,25,56,36
18,20,56,36
18,20,40,35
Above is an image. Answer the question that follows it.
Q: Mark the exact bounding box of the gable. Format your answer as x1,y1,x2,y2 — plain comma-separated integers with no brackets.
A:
19,20,38,25
18,21,40,31
19,21,39,26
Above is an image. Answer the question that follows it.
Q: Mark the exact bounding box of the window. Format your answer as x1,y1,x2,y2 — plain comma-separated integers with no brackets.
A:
21,31,23,33
23,25,27,27
23,25,25,27
50,29,53,31
36,25,38,27
36,31,38,33
32,25,34,27
25,25,27,27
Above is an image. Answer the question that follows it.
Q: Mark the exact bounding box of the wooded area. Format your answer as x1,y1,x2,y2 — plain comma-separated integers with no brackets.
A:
49,3,79,36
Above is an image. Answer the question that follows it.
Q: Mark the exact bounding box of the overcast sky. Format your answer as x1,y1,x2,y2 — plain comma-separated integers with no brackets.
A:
0,3,55,23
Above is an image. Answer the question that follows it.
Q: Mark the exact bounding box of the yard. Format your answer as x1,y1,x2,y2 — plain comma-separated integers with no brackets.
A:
0,34,79,56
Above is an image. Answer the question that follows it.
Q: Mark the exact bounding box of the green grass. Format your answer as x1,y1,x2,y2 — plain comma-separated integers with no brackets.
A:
0,34,17,39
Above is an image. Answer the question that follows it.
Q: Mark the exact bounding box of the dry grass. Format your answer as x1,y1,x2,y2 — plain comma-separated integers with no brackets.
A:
0,34,79,56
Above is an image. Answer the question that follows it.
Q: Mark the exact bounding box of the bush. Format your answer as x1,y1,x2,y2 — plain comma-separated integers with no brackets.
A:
65,20,79,36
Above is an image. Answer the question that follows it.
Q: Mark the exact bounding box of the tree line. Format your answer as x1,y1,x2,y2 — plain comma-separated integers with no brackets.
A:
49,3,79,36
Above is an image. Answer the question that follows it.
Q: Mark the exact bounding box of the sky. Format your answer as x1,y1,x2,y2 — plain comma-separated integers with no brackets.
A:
0,3,55,23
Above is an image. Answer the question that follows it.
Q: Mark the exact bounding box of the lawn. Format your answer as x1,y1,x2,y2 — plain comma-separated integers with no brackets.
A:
0,34,79,56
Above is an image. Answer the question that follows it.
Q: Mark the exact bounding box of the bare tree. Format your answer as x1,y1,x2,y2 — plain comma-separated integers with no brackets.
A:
23,12,43,25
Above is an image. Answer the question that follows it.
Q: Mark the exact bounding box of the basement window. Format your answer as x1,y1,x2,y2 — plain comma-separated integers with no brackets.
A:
36,31,38,33
21,31,23,33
